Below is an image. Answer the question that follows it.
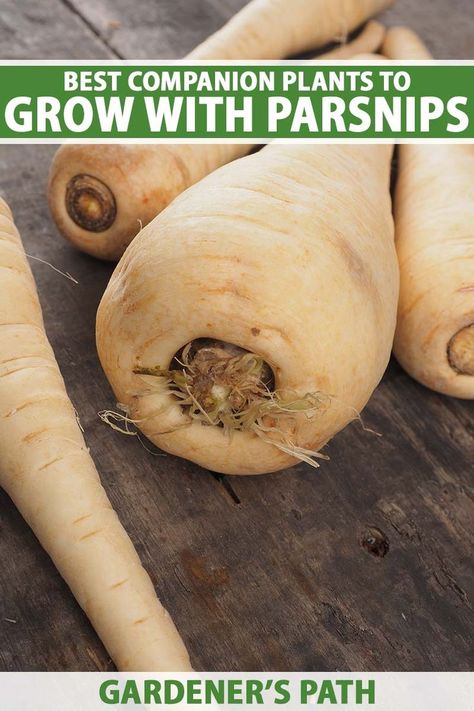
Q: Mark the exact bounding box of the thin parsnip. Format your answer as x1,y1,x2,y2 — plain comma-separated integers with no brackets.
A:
0,197,192,671
96,143,399,475
383,27,474,398
382,25,433,61
318,19,385,60
48,0,394,261
188,0,389,59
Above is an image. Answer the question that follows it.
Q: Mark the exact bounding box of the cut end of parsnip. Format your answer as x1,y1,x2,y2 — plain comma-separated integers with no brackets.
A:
65,173,117,232
448,325,474,376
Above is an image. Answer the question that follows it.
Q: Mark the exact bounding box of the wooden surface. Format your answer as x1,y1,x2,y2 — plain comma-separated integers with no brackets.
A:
0,0,473,672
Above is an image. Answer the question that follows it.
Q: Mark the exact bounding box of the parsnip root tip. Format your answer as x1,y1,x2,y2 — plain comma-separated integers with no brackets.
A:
448,324,474,376
66,174,117,232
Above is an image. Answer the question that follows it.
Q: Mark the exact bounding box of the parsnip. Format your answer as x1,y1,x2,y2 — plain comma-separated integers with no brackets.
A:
383,27,474,398
48,0,394,261
96,143,399,475
382,25,433,61
0,197,192,671
188,0,390,59
318,20,385,60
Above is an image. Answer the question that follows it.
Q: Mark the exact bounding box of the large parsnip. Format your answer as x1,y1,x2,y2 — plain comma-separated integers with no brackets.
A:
96,143,399,475
383,27,474,398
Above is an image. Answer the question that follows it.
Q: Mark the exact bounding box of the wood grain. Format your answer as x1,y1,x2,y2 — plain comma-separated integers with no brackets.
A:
0,0,473,672
0,0,110,59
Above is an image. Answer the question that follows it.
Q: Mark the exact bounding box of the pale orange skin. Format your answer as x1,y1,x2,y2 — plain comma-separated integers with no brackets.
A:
384,27,474,398
97,143,399,475
393,144,474,398
0,198,191,671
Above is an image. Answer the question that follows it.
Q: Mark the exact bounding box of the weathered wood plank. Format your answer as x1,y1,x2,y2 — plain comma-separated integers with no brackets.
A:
383,0,474,59
0,0,112,59
65,0,249,58
0,0,473,673
224,370,473,671
63,0,474,60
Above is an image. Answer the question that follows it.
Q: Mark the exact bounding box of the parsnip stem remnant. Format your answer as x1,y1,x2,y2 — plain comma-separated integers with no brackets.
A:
65,174,116,232
134,340,330,468
448,325,474,377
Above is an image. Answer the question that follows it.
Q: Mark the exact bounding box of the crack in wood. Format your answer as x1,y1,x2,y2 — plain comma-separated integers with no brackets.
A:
58,0,125,59
173,564,192,594
209,472,241,506
379,500,471,609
